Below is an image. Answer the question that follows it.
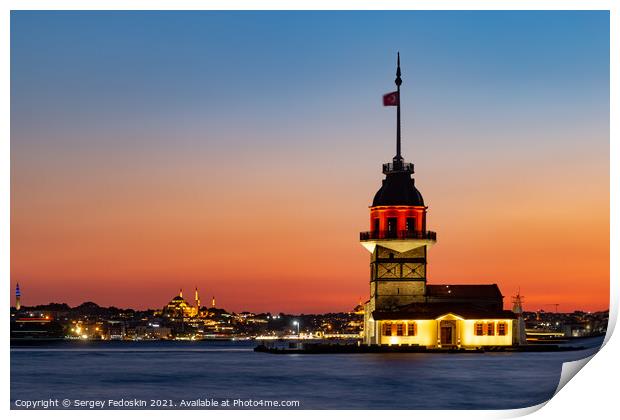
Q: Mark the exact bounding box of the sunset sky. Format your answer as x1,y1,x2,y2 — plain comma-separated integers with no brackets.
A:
10,11,609,313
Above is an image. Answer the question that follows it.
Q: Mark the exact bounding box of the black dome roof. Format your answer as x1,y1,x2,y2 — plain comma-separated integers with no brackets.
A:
372,171,424,207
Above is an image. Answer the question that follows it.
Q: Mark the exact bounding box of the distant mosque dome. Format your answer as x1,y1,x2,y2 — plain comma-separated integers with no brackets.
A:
170,295,187,304
163,289,199,319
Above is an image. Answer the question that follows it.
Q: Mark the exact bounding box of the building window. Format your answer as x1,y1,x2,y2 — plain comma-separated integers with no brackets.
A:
383,323,392,336
396,323,404,336
498,322,506,336
406,217,416,232
487,323,495,336
373,218,380,233
475,323,484,336
407,322,417,336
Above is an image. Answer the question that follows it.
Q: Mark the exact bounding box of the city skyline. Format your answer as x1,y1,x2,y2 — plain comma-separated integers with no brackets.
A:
10,286,610,316
10,11,610,313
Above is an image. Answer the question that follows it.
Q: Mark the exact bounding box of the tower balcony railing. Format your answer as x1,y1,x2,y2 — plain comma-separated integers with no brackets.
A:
382,161,414,174
359,230,437,241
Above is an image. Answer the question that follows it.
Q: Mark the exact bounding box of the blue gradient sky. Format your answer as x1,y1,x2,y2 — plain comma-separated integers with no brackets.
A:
11,11,609,312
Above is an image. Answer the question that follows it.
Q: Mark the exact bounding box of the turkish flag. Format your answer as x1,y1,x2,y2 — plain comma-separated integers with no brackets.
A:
383,91,399,106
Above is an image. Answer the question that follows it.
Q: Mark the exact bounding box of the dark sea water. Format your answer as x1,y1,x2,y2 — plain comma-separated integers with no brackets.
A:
10,337,604,410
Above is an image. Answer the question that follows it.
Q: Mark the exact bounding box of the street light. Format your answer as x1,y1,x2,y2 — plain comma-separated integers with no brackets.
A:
293,321,300,337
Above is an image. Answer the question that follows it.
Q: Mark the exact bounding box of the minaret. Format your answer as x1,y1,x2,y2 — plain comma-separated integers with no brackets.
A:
512,289,527,345
360,54,437,345
194,287,200,313
15,283,21,311
179,288,183,298
211,296,216,308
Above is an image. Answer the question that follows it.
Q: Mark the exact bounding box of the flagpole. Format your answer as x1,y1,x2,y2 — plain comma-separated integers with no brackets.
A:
395,52,402,166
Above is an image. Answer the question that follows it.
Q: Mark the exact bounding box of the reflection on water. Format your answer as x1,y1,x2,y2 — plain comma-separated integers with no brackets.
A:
10,337,603,409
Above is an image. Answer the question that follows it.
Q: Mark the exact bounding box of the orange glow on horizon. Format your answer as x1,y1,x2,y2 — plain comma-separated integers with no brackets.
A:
10,121,609,314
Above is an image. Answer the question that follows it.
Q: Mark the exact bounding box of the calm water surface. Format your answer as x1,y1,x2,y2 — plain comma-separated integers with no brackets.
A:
10,337,603,410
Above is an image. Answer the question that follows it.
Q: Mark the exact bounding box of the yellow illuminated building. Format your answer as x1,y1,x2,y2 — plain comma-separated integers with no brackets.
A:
372,310,515,348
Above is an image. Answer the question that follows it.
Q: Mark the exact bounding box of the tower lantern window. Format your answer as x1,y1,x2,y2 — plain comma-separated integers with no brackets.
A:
406,217,416,232
387,218,398,238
